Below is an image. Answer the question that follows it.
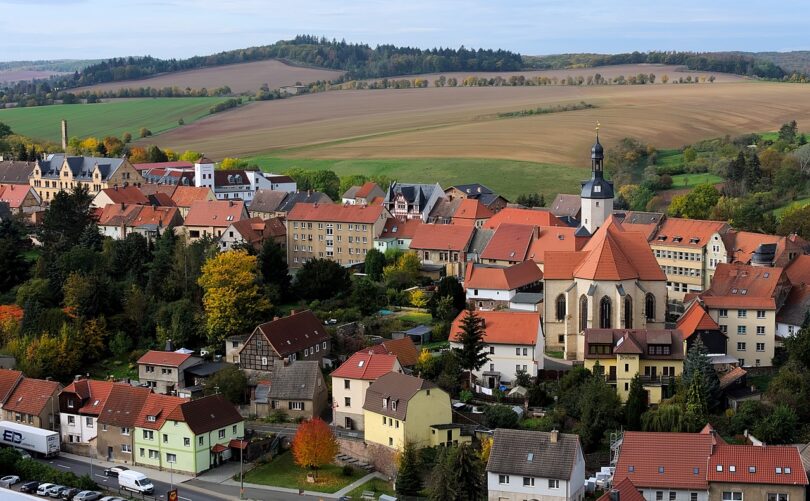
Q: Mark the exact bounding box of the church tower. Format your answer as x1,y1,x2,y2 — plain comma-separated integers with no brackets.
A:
194,155,215,190
578,125,614,235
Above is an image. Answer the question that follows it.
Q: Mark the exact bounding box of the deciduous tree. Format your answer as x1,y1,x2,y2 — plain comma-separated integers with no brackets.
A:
204,364,247,404
292,258,350,301
292,418,338,478
363,248,385,281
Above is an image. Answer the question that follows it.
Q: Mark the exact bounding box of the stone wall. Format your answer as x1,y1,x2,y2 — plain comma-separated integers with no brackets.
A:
337,437,398,478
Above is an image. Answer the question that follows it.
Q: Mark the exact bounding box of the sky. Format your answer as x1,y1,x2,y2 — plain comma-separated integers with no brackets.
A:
1,0,807,61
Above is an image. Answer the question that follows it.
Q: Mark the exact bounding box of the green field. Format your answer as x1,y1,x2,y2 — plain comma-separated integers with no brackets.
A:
773,196,810,217
657,149,684,169
0,97,227,142
247,156,582,200
670,172,724,189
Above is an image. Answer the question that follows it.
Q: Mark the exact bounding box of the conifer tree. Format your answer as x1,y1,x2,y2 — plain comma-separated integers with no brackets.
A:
682,337,720,410
453,307,489,388
395,441,422,497
624,374,648,430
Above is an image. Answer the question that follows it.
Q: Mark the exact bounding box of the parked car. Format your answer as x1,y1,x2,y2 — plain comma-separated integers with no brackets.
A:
20,480,39,493
36,482,55,496
103,465,128,477
60,487,81,499
118,470,154,495
13,448,33,460
98,497,125,501
47,484,67,497
72,491,102,501
0,474,20,485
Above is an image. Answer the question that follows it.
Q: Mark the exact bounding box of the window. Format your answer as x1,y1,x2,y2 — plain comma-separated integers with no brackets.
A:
489,346,495,354
163,434,168,443
737,342,746,351
261,357,268,366
218,429,226,439
344,397,351,408
756,343,765,352
737,325,746,335
199,436,204,446
523,477,534,486
184,437,190,447
624,296,633,329
757,310,766,319
389,437,394,446
719,309,728,318
722,493,743,501
555,294,566,321
148,449,159,459
121,444,131,453
121,427,130,436
757,326,765,335
670,493,677,501
166,453,177,463
548,479,559,489
323,341,327,349
516,347,521,355
143,430,154,440
691,494,698,501
656,493,663,501
498,475,509,485
68,415,75,425
523,348,528,356
344,379,351,389
580,295,589,331
767,495,788,501
289,402,304,411
738,309,747,318
232,425,237,434
599,296,612,329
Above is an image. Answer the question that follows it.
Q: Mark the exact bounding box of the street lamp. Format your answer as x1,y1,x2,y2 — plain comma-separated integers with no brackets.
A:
237,436,244,500
167,458,175,492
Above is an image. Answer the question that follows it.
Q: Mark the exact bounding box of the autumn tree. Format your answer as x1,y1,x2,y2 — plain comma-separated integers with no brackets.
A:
667,184,721,220
383,251,421,289
453,307,489,388
292,418,338,478
198,250,271,344
128,146,147,163
410,289,428,308
179,150,203,162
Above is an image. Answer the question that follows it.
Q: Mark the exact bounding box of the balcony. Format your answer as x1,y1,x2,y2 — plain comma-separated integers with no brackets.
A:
604,374,674,386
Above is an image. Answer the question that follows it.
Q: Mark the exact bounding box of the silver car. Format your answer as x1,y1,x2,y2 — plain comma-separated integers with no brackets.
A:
72,492,102,501
47,485,67,498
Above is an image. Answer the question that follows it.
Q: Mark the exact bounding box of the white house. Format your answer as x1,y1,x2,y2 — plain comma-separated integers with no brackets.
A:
330,351,402,431
193,157,294,203
450,310,544,389
464,261,543,311
59,379,116,449
486,429,585,501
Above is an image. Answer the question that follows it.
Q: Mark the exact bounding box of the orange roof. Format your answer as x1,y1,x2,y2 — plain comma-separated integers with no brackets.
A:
410,223,475,252
4,378,60,416
171,186,215,207
785,254,810,286
464,261,543,291
708,443,808,486
676,301,721,339
97,203,141,226
0,369,23,404
450,310,540,345
140,184,177,197
61,379,117,416
356,182,381,199
718,366,747,390
480,223,535,261
700,263,787,310
131,205,181,228
97,186,149,206
651,217,728,248
287,202,384,224
137,350,194,367
134,393,186,430
0,185,37,209
331,352,400,380
723,230,809,268
596,478,645,501
368,338,420,367
614,431,714,490
229,216,285,245
527,226,585,264
453,199,493,222
184,200,246,228
545,217,664,281
379,218,422,240
484,207,565,230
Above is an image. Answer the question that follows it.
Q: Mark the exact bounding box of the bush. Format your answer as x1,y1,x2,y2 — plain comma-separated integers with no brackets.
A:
342,465,355,476
268,410,288,423
520,416,556,432
138,127,152,138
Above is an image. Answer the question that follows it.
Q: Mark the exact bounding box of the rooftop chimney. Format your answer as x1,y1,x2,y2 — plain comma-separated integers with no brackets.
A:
550,429,559,444
165,338,174,352
61,120,68,152
609,489,620,501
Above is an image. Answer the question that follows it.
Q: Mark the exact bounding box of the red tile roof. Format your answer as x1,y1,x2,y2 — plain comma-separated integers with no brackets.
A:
184,200,246,228
368,338,420,367
133,161,194,171
331,352,400,380
708,443,808,486
676,301,721,339
287,202,384,224
527,226,585,264
464,261,543,291
785,254,810,286
4,378,61,416
723,230,809,268
480,223,535,261
140,184,178,197
98,384,152,427
0,185,38,209
409,223,475,252
700,263,787,310
450,310,541,346
379,218,422,240
97,186,149,205
171,186,215,207
356,182,382,199
0,369,22,404
137,350,194,367
597,478,645,501
251,310,329,358
61,379,117,416
135,393,186,430
132,205,181,228
452,199,493,223
614,431,714,490
483,207,565,230
228,217,286,246
651,218,728,248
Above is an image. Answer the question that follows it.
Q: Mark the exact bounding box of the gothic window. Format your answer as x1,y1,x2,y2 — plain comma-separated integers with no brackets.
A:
645,293,656,321
579,295,588,332
624,296,633,329
600,296,612,329
555,295,566,321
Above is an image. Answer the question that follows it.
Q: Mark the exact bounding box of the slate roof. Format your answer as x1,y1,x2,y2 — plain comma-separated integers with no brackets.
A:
614,431,715,490
4,378,60,415
584,329,685,361
331,352,400,380
428,198,461,221
550,194,581,218
140,184,177,197
184,200,246,228
467,228,495,255
409,223,475,252
484,207,565,230
708,443,808,486
0,369,23,404
166,394,243,434
450,310,541,346
266,361,323,400
249,189,289,213
700,263,787,310
384,182,441,206
97,384,151,427
464,261,542,291
486,429,581,480
368,337,420,367
362,372,436,420
38,154,127,181
676,301,721,339
251,310,329,358
137,350,196,367
184,361,229,378
276,192,333,214
0,161,34,185
287,202,383,224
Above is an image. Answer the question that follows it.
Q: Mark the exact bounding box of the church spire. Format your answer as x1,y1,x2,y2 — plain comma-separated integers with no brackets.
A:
590,121,604,177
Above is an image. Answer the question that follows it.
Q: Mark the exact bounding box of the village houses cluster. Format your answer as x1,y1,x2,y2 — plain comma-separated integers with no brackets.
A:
1,131,810,500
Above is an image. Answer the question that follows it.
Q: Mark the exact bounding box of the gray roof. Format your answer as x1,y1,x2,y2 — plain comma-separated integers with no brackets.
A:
363,372,436,420
486,429,581,480
0,161,34,185
613,210,664,225
342,186,360,199
185,361,229,378
550,194,581,218
248,189,289,213
38,154,126,181
405,325,431,336
267,361,323,400
384,182,440,206
276,191,332,213
468,228,494,254
511,292,544,304
428,198,461,221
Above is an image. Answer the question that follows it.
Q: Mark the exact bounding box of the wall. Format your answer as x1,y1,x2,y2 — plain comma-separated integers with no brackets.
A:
486,472,573,501
60,413,97,444
467,287,516,310
332,377,374,431
337,436,398,477
96,424,135,464
638,488,709,501
451,341,539,385
287,214,385,269
709,307,775,367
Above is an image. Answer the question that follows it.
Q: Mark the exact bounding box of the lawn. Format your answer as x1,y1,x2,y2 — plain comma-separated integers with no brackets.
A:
344,477,395,500
772,196,810,217
245,156,581,201
397,311,433,325
657,149,684,169
243,452,365,493
88,353,137,381
0,97,228,142
669,172,724,189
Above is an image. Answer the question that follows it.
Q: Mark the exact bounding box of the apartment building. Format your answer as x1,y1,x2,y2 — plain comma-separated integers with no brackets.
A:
30,154,144,202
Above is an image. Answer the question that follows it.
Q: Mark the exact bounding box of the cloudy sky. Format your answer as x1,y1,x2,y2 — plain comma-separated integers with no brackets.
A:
1,0,806,61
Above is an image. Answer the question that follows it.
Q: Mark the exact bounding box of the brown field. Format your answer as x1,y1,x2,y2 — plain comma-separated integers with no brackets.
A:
73,59,344,94
150,78,810,168
0,69,67,84
385,63,744,85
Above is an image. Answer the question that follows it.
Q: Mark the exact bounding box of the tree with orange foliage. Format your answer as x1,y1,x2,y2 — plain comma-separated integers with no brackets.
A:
128,146,147,163
291,418,338,478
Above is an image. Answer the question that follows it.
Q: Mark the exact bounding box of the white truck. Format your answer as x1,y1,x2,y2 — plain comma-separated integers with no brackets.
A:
0,421,60,458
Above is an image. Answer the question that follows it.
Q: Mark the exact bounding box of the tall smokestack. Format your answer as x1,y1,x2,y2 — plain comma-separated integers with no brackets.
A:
61,120,68,151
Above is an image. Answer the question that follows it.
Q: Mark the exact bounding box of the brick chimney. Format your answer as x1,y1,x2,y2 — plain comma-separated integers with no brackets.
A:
550,429,559,444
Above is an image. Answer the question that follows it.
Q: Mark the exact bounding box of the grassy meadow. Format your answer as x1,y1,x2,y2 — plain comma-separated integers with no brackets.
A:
0,97,227,142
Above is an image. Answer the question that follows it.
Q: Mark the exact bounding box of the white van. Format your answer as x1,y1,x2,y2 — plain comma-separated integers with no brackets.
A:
117,470,155,495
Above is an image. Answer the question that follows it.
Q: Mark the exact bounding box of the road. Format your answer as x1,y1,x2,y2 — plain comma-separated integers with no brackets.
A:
38,455,335,501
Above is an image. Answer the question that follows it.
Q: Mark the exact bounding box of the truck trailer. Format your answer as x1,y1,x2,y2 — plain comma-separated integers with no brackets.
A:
0,421,60,458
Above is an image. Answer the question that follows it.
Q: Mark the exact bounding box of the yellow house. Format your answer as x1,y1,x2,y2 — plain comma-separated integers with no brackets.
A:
583,328,684,404
362,372,469,450
30,154,144,202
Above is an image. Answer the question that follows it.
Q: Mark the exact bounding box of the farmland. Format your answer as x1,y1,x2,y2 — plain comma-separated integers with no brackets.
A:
73,59,344,95
0,97,228,142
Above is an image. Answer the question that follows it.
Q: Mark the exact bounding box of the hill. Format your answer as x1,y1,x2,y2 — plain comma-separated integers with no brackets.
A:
72,59,344,95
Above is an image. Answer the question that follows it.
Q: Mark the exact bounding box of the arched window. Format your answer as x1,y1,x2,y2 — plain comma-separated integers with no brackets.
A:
624,296,633,329
555,294,566,321
599,296,612,329
645,293,656,321
579,295,588,332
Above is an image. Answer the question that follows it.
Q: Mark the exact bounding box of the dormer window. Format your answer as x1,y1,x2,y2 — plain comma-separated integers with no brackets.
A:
67,399,74,409
391,401,397,411
594,185,601,193
147,415,156,422
717,465,723,472
382,398,388,408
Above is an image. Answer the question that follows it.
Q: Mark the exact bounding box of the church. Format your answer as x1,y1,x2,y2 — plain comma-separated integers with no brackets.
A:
542,132,669,360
